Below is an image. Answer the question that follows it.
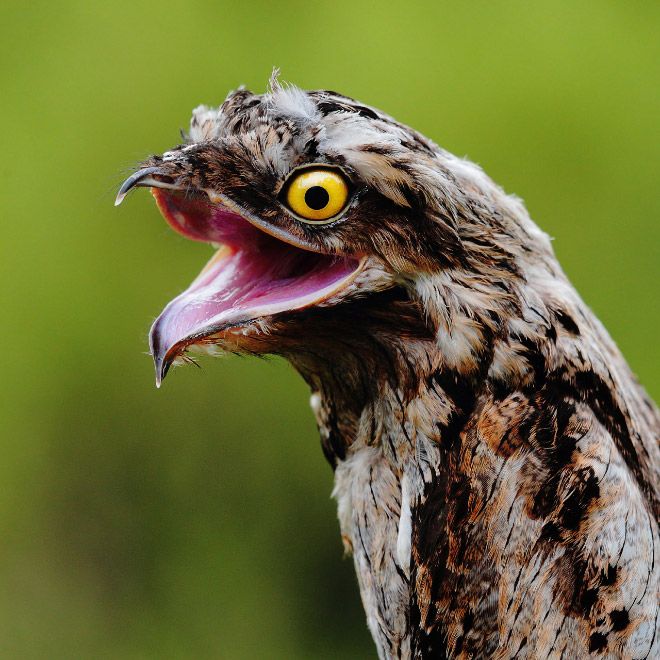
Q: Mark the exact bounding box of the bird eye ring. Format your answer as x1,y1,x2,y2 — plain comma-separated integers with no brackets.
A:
282,167,350,224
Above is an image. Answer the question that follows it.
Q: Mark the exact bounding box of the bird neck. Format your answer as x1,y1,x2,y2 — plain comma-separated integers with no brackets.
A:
287,259,566,467
287,288,490,467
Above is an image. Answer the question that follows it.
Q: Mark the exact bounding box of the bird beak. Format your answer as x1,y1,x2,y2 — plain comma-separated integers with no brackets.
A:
117,160,365,387
115,166,181,206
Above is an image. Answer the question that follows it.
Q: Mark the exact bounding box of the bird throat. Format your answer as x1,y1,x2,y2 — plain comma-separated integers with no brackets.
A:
283,287,478,467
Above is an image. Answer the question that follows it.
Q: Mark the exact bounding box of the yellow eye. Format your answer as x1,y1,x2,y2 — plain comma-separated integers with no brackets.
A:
284,168,349,223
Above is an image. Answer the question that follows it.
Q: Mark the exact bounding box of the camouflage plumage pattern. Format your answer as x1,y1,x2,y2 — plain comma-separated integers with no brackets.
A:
119,78,659,659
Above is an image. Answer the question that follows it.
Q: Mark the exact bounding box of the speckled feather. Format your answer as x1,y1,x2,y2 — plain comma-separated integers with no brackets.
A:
133,77,659,659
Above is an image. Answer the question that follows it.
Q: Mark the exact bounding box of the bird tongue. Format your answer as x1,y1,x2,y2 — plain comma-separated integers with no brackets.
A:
148,189,359,383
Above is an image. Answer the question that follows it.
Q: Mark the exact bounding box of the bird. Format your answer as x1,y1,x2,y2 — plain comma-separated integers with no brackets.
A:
116,76,659,659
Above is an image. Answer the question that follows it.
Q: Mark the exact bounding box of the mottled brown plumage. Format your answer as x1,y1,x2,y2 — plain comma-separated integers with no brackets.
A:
117,78,659,658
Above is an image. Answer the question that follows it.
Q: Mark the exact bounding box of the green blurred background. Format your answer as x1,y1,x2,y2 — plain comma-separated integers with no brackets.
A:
1,1,658,657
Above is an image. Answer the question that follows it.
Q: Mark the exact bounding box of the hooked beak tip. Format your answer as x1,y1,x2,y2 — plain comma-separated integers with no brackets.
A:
115,166,165,207
151,331,174,388
154,355,171,388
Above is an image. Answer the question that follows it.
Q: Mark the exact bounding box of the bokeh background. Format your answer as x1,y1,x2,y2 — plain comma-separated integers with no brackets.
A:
1,1,658,657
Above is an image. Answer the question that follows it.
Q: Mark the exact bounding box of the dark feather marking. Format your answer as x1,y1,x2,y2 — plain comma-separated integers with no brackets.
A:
503,559,545,648
635,511,655,606
548,369,658,518
615,514,629,566
356,523,372,568
503,520,516,551
303,137,319,159
377,621,394,650
557,466,600,531
473,456,509,518
369,467,378,508
588,631,608,653
508,565,526,609
512,636,528,658
409,473,450,657
554,309,580,336
394,562,409,585
547,616,568,657
429,368,479,448
609,608,629,631
601,563,617,587
322,406,346,464
392,387,413,446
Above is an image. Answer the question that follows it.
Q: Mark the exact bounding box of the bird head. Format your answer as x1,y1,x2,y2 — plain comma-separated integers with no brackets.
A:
118,80,546,388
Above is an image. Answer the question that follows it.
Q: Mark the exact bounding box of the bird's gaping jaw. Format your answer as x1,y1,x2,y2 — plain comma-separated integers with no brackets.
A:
116,168,366,385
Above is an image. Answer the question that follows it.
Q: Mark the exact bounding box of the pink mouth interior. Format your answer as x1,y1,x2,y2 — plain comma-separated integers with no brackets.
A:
149,190,359,381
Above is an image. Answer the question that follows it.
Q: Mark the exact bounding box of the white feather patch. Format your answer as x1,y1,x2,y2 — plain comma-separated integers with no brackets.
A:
396,473,412,578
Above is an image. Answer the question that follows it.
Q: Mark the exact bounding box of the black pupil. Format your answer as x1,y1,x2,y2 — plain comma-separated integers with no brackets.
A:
304,186,330,211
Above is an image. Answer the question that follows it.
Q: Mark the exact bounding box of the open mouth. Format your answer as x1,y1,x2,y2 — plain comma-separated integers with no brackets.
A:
125,183,362,383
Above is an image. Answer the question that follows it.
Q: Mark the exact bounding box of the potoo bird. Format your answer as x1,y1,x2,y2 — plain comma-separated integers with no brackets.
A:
117,80,659,659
